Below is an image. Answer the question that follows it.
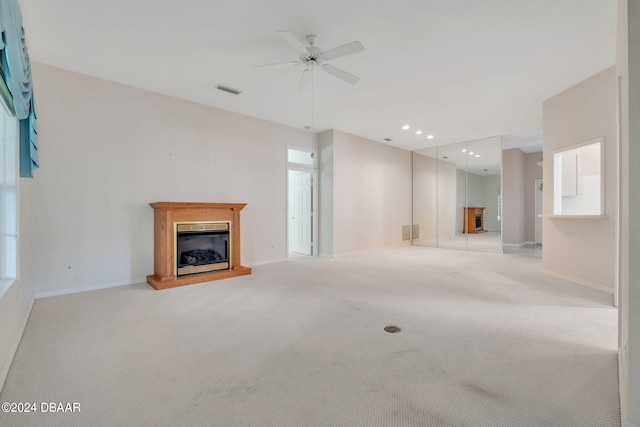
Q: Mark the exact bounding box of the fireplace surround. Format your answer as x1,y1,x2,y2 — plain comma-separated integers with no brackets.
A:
146,202,252,290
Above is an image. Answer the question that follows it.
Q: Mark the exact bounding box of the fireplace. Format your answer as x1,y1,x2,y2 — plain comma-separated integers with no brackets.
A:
147,202,251,290
176,222,230,276
462,207,486,234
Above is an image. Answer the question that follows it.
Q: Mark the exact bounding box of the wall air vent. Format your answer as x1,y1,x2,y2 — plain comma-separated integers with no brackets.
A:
216,85,242,95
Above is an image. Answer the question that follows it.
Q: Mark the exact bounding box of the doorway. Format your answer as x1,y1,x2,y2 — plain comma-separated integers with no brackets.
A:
288,170,313,255
535,179,543,244
287,146,317,257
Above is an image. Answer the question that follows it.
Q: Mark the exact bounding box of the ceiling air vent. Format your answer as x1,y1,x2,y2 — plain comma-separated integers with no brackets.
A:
216,85,242,95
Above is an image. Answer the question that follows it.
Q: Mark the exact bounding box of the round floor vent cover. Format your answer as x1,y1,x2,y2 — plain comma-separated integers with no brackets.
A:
384,326,401,333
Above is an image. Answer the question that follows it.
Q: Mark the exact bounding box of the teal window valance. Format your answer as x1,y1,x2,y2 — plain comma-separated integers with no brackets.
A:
0,0,38,178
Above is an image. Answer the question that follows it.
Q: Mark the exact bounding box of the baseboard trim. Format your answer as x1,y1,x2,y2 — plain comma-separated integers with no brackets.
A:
541,268,614,295
412,238,438,245
619,346,628,426
502,242,527,248
0,296,34,394
34,277,148,299
250,258,288,267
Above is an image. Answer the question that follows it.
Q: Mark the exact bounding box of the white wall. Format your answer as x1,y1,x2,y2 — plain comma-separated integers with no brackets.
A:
466,172,484,207
618,1,640,425
30,63,313,296
0,179,34,391
502,148,526,244
412,152,438,244
437,160,457,239
455,169,466,234
541,66,617,294
318,130,334,257
524,152,543,242
482,175,501,232
322,130,412,256
412,154,460,241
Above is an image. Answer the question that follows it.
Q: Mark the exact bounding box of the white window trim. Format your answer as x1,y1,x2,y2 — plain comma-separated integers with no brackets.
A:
0,106,19,297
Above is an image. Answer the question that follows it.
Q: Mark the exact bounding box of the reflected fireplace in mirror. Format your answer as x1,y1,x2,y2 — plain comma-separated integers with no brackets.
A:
175,222,230,276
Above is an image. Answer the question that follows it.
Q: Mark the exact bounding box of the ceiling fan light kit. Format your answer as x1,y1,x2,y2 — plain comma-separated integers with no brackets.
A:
255,30,365,91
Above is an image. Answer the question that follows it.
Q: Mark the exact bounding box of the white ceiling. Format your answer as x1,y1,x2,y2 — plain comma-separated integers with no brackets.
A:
415,136,504,176
19,0,616,153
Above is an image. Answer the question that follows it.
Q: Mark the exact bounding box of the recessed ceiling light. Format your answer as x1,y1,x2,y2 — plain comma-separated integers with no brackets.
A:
462,149,467,153
469,152,474,155
426,135,434,139
415,130,423,135
402,125,410,130
475,155,480,158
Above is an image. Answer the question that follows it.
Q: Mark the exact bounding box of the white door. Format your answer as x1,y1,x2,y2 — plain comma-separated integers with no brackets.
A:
535,180,543,244
289,171,312,255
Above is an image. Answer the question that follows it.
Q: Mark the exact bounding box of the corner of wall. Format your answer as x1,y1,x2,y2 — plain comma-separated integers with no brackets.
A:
318,130,334,257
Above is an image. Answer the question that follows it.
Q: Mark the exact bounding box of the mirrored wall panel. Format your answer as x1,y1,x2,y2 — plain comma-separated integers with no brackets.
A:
412,147,438,247
412,137,502,253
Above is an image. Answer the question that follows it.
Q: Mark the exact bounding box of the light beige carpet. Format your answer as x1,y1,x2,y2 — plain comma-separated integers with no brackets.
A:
0,246,619,426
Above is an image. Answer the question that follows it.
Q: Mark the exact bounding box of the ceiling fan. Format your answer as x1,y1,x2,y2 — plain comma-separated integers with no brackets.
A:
255,31,365,92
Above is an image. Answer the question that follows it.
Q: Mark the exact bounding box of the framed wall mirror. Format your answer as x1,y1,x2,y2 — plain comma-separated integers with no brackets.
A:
552,138,603,216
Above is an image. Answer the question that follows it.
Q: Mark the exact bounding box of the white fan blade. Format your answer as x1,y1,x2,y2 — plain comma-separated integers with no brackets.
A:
254,61,301,69
277,30,308,54
321,41,364,60
321,64,360,85
298,68,311,93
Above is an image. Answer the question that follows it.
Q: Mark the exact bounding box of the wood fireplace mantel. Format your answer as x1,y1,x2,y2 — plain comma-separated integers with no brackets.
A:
146,202,252,290
462,206,486,234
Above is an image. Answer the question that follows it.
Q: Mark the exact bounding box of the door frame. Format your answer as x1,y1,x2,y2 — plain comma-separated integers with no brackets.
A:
534,179,543,244
286,145,318,257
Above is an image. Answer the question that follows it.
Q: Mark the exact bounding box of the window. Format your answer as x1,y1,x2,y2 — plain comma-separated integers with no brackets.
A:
553,138,603,216
287,147,315,167
0,104,18,296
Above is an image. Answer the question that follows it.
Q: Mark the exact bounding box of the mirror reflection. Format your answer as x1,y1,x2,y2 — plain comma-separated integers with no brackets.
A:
412,137,501,253
466,138,501,252
412,147,438,247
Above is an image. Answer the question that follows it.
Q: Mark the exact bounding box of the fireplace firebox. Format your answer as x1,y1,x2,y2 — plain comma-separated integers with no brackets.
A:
176,222,230,276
